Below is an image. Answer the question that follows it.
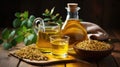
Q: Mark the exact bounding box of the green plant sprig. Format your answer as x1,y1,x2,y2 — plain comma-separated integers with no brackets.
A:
42,7,63,26
1,11,37,50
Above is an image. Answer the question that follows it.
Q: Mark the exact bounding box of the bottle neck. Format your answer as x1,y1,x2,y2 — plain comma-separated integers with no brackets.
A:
65,7,80,20
66,11,79,20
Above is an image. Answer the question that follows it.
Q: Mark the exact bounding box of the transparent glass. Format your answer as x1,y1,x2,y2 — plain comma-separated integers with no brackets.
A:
50,35,70,58
33,17,60,53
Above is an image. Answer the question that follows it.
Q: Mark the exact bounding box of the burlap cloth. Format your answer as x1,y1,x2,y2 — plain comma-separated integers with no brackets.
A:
81,22,109,40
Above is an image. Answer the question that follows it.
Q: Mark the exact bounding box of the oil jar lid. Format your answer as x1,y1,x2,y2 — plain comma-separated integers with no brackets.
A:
67,3,79,12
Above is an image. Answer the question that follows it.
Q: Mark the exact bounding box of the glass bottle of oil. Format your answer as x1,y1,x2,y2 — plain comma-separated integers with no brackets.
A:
61,3,88,48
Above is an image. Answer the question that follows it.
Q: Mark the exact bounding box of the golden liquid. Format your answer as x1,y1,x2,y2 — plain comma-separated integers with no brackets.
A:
62,19,88,47
51,39,68,58
36,28,59,52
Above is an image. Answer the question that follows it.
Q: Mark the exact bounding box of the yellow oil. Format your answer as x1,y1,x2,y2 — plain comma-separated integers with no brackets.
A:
62,19,88,47
51,39,68,58
36,28,59,52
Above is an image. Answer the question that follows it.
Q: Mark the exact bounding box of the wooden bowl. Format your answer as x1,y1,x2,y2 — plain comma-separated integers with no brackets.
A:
73,42,114,61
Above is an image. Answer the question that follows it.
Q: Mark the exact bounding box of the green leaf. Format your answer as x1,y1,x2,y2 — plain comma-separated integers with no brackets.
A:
16,26,27,35
2,28,10,39
11,39,17,46
9,30,15,39
24,38,31,46
3,42,12,50
42,13,48,16
24,34,34,46
20,11,29,19
50,7,55,15
27,34,34,41
43,18,51,22
16,28,23,35
14,35,24,43
21,19,28,26
27,19,32,28
55,13,59,17
42,9,50,16
13,18,21,28
51,16,57,20
57,17,63,26
29,15,36,22
32,33,37,43
0,39,3,44
24,11,29,18
26,29,35,35
15,12,21,18
45,9,50,14
22,26,28,32
42,13,50,17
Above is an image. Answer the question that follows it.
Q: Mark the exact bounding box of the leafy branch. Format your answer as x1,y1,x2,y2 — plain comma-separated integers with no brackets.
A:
1,11,37,50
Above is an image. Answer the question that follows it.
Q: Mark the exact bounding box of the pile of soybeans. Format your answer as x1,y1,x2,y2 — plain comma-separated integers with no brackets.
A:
76,40,111,51
14,45,48,61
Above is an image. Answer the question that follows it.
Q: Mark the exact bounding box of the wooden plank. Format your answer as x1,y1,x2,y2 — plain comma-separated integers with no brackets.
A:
113,42,120,52
112,30,120,67
112,52,120,67
19,61,39,67
19,61,66,67
66,61,97,67
19,60,97,67
8,56,20,67
112,42,120,67
0,46,19,67
97,55,118,67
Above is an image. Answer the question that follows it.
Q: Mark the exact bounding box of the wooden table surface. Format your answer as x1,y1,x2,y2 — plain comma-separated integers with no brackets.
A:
0,30,120,67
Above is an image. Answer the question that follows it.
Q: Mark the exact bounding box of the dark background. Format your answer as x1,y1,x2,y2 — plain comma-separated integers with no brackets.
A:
0,0,120,30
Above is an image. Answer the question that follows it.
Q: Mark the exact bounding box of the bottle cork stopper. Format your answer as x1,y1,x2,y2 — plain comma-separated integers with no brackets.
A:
67,3,78,12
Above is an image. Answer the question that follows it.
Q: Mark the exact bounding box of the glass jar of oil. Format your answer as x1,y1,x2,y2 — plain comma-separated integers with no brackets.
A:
33,18,60,53
61,3,88,48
